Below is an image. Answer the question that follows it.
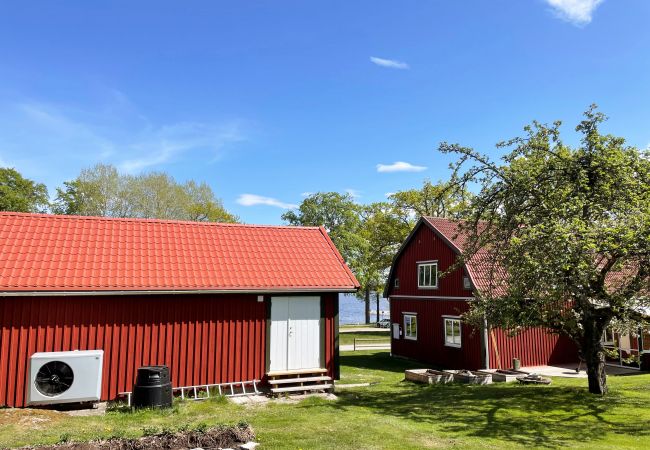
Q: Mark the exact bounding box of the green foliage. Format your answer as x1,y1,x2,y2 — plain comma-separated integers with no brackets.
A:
208,391,228,403
388,179,472,220
194,422,208,433
0,167,49,213
141,425,160,436
52,163,238,222
441,105,650,394
107,430,126,440
282,193,372,297
282,193,397,311
57,433,71,444
282,192,364,263
360,201,412,289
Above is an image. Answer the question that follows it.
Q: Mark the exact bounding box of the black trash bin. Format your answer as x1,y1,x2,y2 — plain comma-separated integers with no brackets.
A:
132,365,172,408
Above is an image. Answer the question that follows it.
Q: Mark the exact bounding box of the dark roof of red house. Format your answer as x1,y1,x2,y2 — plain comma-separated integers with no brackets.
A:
388,216,643,299
0,212,360,293
422,217,506,295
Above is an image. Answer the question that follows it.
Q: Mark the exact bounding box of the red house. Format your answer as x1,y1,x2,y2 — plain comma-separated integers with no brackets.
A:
0,212,359,408
385,217,577,371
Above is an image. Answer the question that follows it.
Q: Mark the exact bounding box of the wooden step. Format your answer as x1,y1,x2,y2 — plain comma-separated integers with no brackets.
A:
267,368,327,377
268,376,332,385
270,384,333,394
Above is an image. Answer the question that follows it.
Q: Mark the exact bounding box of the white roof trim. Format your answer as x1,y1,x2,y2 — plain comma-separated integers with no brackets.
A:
0,288,357,297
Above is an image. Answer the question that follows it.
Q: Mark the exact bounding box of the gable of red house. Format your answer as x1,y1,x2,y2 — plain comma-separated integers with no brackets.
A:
385,216,577,371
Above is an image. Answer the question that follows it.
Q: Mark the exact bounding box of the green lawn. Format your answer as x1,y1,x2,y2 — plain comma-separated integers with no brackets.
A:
1,351,649,449
339,330,390,346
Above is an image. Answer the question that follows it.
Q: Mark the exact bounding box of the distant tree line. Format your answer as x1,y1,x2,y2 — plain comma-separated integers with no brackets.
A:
0,163,238,223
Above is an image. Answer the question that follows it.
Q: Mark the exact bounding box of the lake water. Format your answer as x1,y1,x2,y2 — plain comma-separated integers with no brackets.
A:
339,293,390,325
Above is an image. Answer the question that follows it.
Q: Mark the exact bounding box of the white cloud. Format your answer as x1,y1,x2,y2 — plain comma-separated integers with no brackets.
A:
0,98,248,190
385,192,395,198
301,192,313,197
119,121,245,173
345,188,361,199
376,161,427,173
18,102,117,159
544,0,604,26
236,194,298,210
369,56,410,70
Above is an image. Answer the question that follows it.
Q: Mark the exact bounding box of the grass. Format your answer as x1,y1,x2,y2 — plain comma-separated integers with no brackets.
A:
1,351,649,449
339,330,390,346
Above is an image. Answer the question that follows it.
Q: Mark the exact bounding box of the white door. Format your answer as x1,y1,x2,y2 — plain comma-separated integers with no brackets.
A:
270,296,321,372
270,297,290,372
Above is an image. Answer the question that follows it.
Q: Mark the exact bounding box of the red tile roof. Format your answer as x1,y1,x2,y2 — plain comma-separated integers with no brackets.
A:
0,212,360,293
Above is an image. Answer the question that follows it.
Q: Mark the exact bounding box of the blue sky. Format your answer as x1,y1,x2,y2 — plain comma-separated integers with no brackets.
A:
0,0,648,224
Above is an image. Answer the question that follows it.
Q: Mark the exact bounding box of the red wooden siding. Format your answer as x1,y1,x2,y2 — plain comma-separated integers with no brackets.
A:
390,298,484,370
0,293,338,408
388,225,472,298
387,221,578,370
390,298,578,370
488,328,578,368
323,293,336,376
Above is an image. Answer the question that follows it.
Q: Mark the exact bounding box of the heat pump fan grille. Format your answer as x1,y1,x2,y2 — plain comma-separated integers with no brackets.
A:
35,361,74,396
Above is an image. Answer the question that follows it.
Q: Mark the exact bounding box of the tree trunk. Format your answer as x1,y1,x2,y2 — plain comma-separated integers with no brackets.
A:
364,287,370,324
376,292,380,324
582,318,608,395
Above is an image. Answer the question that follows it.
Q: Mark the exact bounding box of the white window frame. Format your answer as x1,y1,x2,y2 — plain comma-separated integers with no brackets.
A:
394,277,400,289
642,327,650,354
443,316,462,348
417,261,438,289
404,313,418,341
463,276,471,290
601,327,616,346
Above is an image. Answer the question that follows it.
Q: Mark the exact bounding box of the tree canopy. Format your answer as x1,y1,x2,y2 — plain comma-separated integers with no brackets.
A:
52,163,238,223
387,180,472,220
282,192,365,269
283,192,387,321
0,167,49,213
441,105,650,394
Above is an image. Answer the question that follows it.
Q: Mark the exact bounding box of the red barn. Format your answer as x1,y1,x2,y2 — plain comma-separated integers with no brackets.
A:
385,217,577,371
0,212,359,407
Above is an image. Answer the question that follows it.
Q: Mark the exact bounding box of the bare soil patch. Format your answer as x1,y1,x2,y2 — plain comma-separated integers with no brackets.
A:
22,424,255,450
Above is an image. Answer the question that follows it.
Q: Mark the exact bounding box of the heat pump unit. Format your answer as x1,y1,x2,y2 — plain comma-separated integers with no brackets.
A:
28,350,104,405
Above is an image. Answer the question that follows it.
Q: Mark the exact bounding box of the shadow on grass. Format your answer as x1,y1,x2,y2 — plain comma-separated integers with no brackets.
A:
340,351,427,374
336,352,650,448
